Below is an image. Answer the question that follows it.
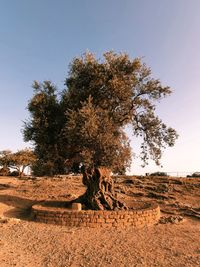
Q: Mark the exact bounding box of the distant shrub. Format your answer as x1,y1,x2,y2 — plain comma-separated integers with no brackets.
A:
32,160,54,177
191,172,200,178
150,172,168,177
10,170,20,177
0,167,10,176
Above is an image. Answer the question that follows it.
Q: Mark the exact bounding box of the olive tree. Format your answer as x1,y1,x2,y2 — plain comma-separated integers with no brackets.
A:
61,51,178,210
24,51,178,210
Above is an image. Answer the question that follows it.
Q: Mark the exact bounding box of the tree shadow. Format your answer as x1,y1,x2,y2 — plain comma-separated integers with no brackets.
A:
0,194,71,221
0,183,13,190
0,194,39,221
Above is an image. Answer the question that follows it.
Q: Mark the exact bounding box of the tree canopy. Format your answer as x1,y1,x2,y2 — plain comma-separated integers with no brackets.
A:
23,81,66,176
23,51,178,175
9,148,36,177
0,150,12,168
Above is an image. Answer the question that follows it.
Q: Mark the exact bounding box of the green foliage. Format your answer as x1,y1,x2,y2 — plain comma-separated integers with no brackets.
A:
63,96,131,172
23,81,66,175
24,51,178,175
31,160,54,177
64,52,178,167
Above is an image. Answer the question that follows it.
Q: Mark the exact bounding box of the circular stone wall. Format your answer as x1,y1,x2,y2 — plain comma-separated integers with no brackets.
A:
32,202,160,228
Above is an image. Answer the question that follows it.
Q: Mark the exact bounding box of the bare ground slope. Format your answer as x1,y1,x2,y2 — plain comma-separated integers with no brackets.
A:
0,175,199,267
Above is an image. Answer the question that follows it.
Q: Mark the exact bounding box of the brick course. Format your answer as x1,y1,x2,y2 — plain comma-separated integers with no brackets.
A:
32,202,160,228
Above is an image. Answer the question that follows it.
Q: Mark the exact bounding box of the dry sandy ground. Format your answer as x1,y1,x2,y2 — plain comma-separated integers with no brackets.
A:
0,175,199,267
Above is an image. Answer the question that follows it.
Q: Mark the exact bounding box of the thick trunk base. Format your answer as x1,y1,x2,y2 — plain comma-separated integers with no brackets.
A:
74,167,127,210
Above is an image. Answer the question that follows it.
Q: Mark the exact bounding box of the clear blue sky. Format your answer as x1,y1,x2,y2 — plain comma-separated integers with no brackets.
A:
0,0,200,175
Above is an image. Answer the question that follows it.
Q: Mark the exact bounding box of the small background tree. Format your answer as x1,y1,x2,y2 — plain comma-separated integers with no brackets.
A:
0,150,12,176
0,149,36,177
9,148,36,177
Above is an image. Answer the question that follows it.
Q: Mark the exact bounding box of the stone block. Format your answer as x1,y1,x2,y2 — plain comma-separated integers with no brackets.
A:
72,203,82,211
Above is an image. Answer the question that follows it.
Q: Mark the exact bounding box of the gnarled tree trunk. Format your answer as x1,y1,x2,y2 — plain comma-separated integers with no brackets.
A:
74,167,127,210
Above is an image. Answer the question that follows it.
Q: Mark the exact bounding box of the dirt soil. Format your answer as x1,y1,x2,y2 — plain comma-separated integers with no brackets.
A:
0,175,199,267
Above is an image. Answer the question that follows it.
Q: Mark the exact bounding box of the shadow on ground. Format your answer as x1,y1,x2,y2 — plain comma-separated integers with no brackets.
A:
0,194,70,221
0,194,38,220
0,183,13,190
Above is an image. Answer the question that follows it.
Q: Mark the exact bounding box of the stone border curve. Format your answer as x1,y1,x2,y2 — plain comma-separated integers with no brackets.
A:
32,202,160,228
